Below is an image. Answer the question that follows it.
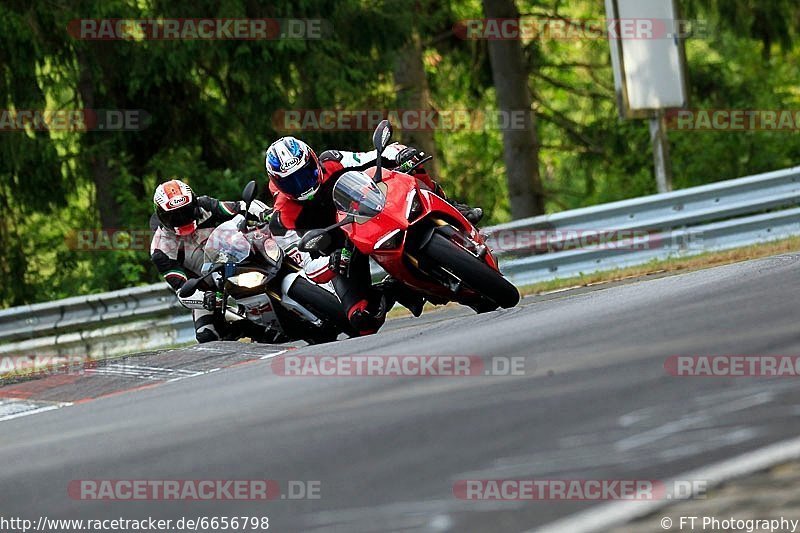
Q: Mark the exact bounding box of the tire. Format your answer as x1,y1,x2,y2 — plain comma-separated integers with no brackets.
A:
287,275,355,337
422,232,520,309
302,326,341,345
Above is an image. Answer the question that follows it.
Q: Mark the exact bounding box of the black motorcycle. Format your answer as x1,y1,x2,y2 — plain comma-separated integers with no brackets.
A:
179,181,354,345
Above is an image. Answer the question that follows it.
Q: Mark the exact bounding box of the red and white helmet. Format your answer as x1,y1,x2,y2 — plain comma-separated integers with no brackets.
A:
265,137,322,201
153,179,198,235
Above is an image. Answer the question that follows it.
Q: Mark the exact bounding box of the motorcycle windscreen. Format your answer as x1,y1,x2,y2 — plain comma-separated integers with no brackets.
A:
333,171,386,221
204,217,252,264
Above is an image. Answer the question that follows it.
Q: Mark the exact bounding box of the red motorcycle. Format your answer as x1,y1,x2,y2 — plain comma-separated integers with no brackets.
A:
299,120,519,314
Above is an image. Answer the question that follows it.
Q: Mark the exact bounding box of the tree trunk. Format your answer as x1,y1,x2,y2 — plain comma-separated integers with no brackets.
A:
393,29,439,178
76,47,121,230
482,0,545,219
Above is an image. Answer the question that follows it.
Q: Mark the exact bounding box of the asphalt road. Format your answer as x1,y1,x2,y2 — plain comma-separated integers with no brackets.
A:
1,253,799,533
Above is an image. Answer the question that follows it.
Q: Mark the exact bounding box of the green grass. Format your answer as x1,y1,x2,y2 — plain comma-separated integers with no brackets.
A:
388,235,800,318
519,235,800,296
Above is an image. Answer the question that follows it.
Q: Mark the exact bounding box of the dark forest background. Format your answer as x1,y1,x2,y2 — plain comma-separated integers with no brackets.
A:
1,0,799,306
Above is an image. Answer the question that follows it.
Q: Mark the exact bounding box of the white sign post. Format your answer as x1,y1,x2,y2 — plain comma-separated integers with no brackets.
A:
605,0,689,193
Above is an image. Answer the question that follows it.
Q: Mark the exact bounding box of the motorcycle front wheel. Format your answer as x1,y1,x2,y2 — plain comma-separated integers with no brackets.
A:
422,232,520,311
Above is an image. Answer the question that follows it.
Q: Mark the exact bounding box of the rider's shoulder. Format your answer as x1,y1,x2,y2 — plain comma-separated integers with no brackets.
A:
150,224,177,250
319,149,342,163
196,195,217,210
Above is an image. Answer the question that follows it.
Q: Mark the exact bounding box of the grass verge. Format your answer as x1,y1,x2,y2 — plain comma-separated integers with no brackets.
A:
388,236,800,318
519,235,800,296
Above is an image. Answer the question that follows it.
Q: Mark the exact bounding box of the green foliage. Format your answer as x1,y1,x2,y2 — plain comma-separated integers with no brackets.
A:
0,0,799,305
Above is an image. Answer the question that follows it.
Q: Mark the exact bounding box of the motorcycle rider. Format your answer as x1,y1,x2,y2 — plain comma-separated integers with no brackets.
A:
150,179,248,343
264,137,483,334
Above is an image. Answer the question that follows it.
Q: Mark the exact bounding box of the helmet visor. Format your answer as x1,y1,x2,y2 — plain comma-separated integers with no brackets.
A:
158,203,197,232
273,160,319,200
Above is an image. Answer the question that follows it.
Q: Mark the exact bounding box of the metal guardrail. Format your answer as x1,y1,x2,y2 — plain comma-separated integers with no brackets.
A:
501,207,800,287
1,166,798,356
484,165,800,256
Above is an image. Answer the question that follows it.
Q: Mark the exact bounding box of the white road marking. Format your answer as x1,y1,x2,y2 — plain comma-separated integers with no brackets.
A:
531,434,800,533
656,427,758,461
301,497,521,530
167,367,220,383
0,348,288,423
0,400,72,422
260,349,287,360
614,391,773,452
87,364,205,381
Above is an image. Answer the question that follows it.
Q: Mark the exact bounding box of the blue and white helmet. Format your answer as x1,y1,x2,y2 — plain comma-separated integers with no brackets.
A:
265,137,322,201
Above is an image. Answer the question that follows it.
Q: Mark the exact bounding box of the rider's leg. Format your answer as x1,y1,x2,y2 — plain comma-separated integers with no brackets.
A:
332,251,386,335
378,276,425,317
192,308,223,343
415,174,483,224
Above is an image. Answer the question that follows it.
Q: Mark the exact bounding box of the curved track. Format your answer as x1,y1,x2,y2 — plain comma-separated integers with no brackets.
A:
1,254,799,532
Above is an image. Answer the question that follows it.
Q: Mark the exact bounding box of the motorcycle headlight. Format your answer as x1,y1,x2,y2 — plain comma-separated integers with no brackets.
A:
374,230,404,250
229,271,266,288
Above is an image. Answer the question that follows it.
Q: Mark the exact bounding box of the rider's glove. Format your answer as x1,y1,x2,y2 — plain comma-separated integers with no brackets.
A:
329,248,353,276
177,288,206,310
394,147,425,173
202,291,221,312
247,200,272,225
239,200,272,231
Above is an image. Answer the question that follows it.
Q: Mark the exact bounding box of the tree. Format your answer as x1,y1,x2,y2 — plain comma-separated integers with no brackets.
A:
481,0,545,219
681,0,799,59
2,0,800,306
394,28,440,178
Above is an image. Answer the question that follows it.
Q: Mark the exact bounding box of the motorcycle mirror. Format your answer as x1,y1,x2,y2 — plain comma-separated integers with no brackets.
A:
179,278,201,298
372,120,392,184
242,180,258,206
298,229,332,254
372,120,392,155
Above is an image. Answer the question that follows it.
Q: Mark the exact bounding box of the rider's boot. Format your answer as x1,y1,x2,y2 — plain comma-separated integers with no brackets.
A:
379,276,425,317
450,202,483,224
429,181,484,224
